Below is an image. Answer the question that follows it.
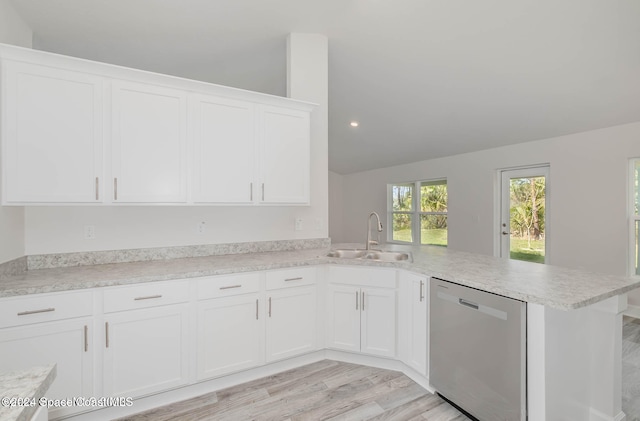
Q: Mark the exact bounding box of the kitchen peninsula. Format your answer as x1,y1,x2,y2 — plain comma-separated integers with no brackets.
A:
0,239,637,421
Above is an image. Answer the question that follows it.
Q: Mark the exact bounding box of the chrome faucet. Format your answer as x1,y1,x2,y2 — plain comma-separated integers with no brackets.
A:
366,212,383,250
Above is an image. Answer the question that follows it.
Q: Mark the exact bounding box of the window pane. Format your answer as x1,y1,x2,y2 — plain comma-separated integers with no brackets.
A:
421,215,447,246
420,181,447,212
392,213,412,242
509,177,546,264
392,184,414,211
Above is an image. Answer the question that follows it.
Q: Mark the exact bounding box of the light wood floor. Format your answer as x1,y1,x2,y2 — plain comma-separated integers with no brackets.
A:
117,360,469,421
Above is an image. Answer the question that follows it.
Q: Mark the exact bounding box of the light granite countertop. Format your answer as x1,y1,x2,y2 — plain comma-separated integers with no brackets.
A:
1,243,639,310
0,364,56,421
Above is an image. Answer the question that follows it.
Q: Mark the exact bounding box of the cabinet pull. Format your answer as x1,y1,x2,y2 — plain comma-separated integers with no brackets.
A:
268,297,272,317
84,325,88,352
356,291,359,310
220,285,241,290
262,183,265,201
105,322,110,348
419,280,424,302
284,277,303,282
17,308,55,316
95,177,99,201
362,291,365,311
114,178,118,200
134,294,162,301
256,299,259,320
250,183,253,201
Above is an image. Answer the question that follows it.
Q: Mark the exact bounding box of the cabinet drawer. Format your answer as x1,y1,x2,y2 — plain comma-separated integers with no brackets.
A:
103,281,189,313
197,273,260,300
0,290,93,328
265,267,316,290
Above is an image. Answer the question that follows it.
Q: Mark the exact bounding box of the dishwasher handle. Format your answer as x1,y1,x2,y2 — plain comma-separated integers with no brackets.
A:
459,298,479,310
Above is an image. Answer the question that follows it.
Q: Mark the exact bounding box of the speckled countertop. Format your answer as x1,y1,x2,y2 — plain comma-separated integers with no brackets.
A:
0,364,56,421
1,243,639,310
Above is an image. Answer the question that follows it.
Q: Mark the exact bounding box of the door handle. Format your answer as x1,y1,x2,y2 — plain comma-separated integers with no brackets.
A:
501,231,510,235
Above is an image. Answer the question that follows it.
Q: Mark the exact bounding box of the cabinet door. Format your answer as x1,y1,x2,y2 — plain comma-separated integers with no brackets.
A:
0,318,93,419
326,284,360,353
361,287,396,358
258,105,310,204
266,285,317,362
197,294,263,380
2,61,103,203
191,95,256,204
111,81,187,203
103,304,189,398
407,274,428,375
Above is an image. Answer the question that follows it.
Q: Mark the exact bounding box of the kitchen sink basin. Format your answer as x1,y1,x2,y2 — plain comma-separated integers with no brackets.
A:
326,249,412,262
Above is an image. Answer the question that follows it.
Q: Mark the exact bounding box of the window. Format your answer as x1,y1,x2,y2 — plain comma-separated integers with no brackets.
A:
388,179,447,246
632,159,640,276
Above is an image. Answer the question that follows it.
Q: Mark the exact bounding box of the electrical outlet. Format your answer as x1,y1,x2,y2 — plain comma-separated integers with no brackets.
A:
84,225,96,239
198,221,206,234
295,218,303,231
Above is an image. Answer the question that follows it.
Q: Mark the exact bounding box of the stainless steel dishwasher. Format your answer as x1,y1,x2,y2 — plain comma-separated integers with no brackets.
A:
430,277,526,421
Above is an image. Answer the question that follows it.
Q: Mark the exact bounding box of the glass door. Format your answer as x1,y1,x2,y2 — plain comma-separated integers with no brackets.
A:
500,166,549,264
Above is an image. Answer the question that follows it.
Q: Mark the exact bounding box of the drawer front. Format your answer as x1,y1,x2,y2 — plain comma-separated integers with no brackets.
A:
0,290,93,328
197,272,260,300
328,266,397,289
265,267,316,290
103,281,189,313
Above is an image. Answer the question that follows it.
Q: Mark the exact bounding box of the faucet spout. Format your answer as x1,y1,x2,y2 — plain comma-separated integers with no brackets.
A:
366,212,383,250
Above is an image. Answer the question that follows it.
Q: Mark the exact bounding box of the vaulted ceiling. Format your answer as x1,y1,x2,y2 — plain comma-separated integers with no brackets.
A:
9,0,640,174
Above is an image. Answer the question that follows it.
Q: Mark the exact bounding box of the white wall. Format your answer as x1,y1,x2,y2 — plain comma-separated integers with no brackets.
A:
339,122,640,303
0,0,32,48
0,0,31,264
328,171,344,243
24,33,329,255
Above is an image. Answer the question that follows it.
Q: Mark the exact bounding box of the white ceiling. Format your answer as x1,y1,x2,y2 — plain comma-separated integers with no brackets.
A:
9,0,640,174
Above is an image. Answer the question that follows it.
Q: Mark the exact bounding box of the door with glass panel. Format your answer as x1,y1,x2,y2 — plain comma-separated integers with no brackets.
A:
499,166,549,263
632,159,640,276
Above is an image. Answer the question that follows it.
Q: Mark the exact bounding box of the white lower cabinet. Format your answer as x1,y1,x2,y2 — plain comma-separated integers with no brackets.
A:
326,266,397,358
102,281,190,398
400,271,429,376
0,290,95,419
197,293,263,380
266,285,317,362
0,318,94,419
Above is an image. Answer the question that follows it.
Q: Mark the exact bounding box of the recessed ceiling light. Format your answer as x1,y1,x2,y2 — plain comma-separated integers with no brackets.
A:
350,121,359,128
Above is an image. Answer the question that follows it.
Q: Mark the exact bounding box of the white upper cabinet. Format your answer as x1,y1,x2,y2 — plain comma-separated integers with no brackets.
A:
0,45,314,206
191,95,256,204
1,60,103,204
111,81,188,203
258,105,311,204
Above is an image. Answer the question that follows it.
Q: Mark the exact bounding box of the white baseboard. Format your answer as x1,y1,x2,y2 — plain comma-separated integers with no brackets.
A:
624,304,640,319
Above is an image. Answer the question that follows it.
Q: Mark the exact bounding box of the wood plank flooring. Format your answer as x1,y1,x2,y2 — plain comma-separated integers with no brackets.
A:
117,360,469,421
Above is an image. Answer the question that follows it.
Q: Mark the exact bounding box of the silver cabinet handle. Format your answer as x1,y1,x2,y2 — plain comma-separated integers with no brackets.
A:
362,291,365,311
285,277,303,282
84,325,88,352
256,299,259,320
250,183,253,201
356,291,359,310
220,285,241,290
95,177,99,201
419,280,424,302
17,308,55,316
114,178,118,200
268,297,272,317
134,295,162,301
105,322,110,348
262,183,265,201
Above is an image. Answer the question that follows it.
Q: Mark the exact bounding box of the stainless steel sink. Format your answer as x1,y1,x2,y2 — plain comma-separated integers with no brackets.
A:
327,249,412,262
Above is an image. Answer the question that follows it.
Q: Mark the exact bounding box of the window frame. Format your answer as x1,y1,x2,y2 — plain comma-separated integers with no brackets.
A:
387,179,448,246
630,159,640,277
